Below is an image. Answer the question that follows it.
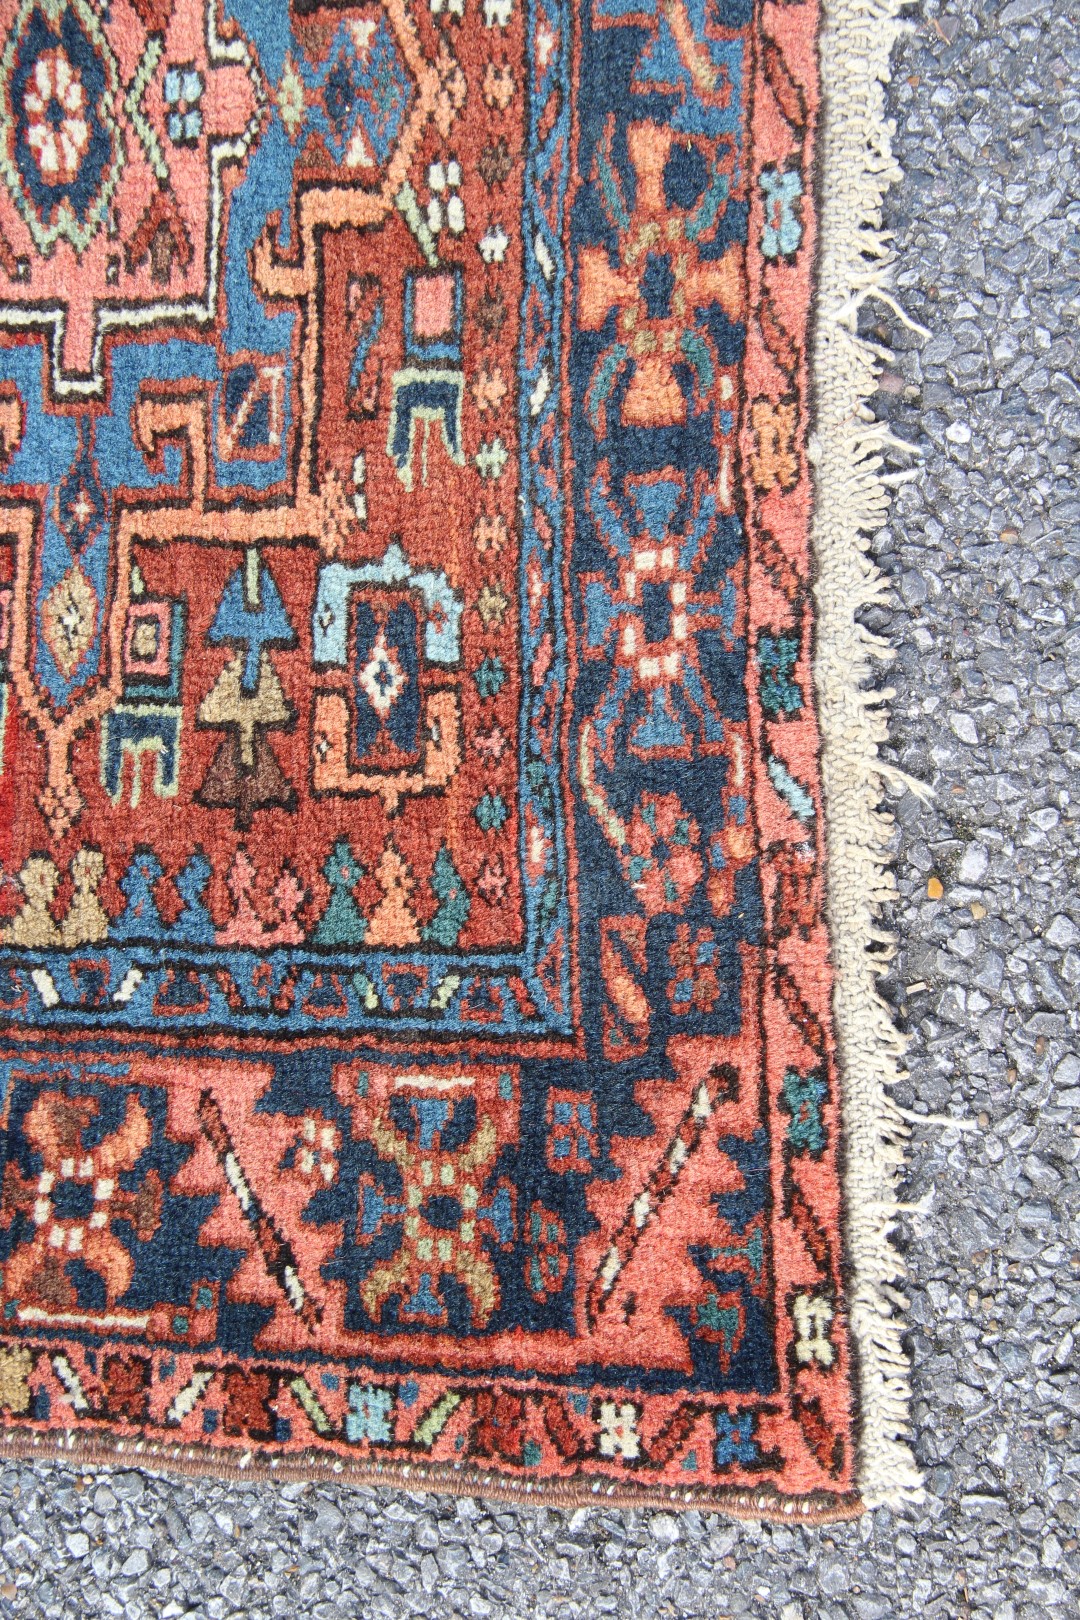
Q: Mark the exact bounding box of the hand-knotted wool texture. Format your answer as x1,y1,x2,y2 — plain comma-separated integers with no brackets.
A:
0,0,912,1517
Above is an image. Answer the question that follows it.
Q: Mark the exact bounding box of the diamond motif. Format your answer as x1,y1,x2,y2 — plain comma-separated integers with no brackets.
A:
304,15,415,170
357,629,407,718
55,419,106,548
40,561,98,678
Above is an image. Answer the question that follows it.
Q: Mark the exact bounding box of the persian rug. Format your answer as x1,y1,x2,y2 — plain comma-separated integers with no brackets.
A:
0,0,920,1518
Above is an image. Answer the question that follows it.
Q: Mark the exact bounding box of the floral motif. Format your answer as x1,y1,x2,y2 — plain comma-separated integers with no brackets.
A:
578,121,743,431
0,1087,161,1315
667,923,722,1015
221,1367,276,1438
596,1399,640,1460
24,48,89,183
102,1353,150,1421
715,1408,761,1468
622,793,702,916
164,64,203,146
426,155,464,236
472,1388,525,1460
346,1381,394,1443
289,1114,340,1185
0,0,125,254
524,1201,568,1299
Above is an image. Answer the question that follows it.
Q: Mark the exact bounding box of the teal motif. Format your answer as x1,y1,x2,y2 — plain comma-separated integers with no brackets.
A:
780,1068,828,1158
760,168,803,260
345,1382,394,1444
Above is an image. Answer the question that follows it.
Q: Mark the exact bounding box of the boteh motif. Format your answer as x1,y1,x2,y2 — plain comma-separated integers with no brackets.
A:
0,0,866,1518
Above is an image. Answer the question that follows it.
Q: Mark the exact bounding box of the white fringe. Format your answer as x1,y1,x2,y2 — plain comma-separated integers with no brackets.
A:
811,0,925,1508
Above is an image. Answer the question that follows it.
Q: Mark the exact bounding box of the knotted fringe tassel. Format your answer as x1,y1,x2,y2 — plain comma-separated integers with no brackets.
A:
811,0,926,1509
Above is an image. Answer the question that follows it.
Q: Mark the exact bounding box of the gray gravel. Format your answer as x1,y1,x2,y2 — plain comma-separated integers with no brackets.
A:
2,1,1079,1615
